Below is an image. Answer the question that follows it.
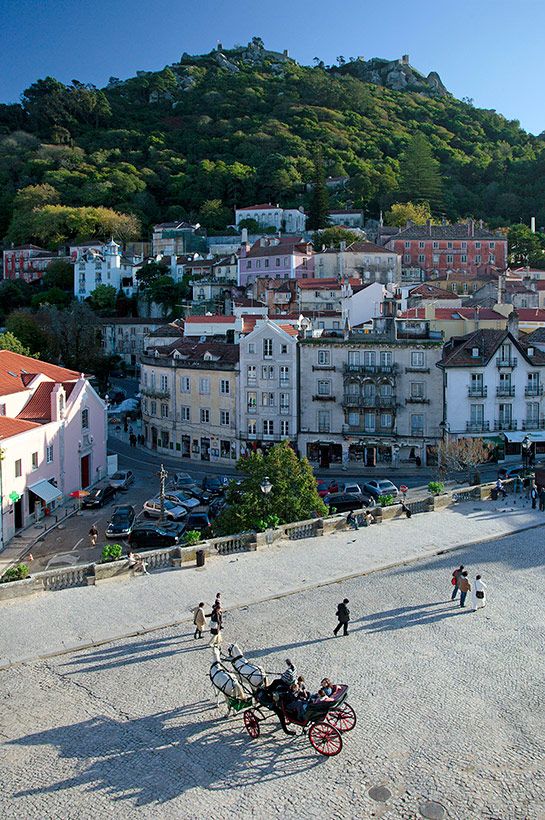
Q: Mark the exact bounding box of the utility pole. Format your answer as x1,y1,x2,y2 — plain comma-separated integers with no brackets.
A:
157,463,168,523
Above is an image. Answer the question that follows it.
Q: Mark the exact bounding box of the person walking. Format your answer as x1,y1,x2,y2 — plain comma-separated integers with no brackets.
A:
89,524,98,547
472,575,487,611
539,486,545,512
334,598,350,636
458,571,471,608
193,602,206,639
451,564,464,600
208,602,223,648
530,481,538,509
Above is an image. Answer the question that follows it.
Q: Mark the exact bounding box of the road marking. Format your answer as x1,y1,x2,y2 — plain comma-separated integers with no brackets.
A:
46,553,80,568
72,537,83,552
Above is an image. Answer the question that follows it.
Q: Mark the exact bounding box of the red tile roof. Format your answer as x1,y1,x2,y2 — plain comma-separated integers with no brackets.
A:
516,309,545,321
0,417,41,440
17,381,75,423
237,203,280,211
409,283,460,299
185,315,235,324
398,308,506,321
296,278,341,290
0,351,80,397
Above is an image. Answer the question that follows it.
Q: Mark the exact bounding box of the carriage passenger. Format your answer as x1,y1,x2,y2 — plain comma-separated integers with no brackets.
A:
320,677,340,696
264,658,297,695
283,683,309,721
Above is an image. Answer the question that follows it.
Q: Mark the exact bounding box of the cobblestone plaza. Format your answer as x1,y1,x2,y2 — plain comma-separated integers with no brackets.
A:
1,526,543,819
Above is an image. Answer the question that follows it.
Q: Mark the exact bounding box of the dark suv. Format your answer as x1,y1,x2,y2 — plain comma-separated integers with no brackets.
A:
82,484,117,508
183,511,213,538
127,522,185,551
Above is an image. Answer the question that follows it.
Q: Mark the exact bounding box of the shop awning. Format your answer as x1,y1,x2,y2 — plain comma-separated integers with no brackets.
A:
28,479,62,504
502,431,545,443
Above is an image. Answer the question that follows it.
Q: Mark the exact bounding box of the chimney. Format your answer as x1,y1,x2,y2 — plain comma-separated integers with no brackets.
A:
479,219,483,229
241,227,248,244
507,308,519,339
531,216,536,233
497,272,505,305
426,218,432,236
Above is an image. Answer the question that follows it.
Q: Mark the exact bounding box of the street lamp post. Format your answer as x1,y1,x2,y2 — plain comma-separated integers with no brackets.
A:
522,435,531,472
260,476,273,544
157,463,168,523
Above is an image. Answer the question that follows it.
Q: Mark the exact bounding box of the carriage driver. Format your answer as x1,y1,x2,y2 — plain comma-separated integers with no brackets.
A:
264,658,297,696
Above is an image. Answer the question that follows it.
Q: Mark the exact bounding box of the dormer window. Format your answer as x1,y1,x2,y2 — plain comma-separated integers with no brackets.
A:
471,347,480,358
528,347,534,357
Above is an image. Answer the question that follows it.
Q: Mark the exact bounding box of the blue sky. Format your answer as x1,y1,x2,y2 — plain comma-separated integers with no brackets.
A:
2,0,545,134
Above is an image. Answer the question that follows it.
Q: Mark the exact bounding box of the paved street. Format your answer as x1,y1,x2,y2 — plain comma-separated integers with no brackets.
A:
1,525,543,819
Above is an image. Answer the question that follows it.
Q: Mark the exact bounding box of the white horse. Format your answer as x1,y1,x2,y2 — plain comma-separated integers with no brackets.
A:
209,647,246,714
225,642,269,692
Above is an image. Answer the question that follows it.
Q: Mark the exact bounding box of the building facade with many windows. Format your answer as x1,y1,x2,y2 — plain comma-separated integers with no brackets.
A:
140,341,239,463
298,322,444,468
438,324,545,457
238,319,299,457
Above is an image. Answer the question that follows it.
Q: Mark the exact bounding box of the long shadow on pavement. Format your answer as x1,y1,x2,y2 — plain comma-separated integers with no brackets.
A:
7,703,323,806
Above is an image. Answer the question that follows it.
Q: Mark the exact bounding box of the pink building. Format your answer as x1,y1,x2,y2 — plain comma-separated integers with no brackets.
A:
237,237,314,286
0,351,107,550
3,245,70,282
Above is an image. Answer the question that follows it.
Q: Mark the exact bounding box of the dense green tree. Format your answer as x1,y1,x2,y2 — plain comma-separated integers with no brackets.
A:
36,302,102,371
198,198,231,232
307,152,330,230
31,287,72,309
237,217,260,233
0,280,34,318
214,442,327,536
385,201,433,227
507,224,545,267
136,259,169,289
0,331,36,357
147,275,185,317
42,259,74,291
312,226,361,249
5,310,49,355
397,134,443,209
87,284,117,314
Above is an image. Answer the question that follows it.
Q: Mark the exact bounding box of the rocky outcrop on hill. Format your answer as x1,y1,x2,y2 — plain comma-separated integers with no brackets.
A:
340,55,449,98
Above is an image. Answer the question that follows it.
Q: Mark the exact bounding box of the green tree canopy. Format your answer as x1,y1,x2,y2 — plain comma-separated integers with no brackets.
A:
507,224,545,267
313,226,361,249
385,201,433,227
31,287,72,309
136,259,170,289
307,151,330,231
397,135,443,209
0,330,36,357
42,258,74,291
214,442,327,536
5,310,48,355
87,283,117,314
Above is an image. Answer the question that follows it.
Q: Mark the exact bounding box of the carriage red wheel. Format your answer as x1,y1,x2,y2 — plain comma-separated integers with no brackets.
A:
309,721,343,756
326,702,357,733
244,710,260,739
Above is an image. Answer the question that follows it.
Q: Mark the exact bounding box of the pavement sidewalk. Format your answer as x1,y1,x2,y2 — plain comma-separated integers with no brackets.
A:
0,493,542,669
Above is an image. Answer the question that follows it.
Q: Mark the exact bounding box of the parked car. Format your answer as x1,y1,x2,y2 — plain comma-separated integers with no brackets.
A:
316,479,330,498
128,522,185,551
208,496,227,519
109,470,135,491
143,497,187,521
183,511,213,538
172,472,196,490
323,493,367,513
339,482,368,502
164,490,201,510
497,464,527,480
82,484,117,508
105,505,136,538
361,479,399,500
201,475,229,496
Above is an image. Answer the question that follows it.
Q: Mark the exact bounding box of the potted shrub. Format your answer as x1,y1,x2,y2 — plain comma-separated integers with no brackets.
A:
427,481,445,496
183,529,202,546
377,493,395,507
101,543,123,563
0,563,30,583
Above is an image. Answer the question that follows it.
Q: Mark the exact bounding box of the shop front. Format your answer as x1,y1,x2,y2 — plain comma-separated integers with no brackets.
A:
305,440,343,468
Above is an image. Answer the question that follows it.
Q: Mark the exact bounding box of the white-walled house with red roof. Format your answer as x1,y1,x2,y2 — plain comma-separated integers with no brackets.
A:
235,204,306,234
0,352,106,550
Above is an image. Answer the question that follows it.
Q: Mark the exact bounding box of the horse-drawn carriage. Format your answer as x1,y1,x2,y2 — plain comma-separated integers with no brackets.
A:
209,643,356,757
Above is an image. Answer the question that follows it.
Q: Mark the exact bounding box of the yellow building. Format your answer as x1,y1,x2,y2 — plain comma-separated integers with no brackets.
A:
396,305,507,342
140,340,239,464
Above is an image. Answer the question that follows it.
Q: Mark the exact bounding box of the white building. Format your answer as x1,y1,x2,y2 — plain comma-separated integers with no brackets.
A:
313,241,401,284
327,209,364,229
438,321,545,458
0,351,107,549
74,240,144,300
235,204,307,234
238,319,299,456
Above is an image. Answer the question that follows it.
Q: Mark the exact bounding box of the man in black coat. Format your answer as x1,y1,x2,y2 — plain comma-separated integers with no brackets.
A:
334,598,350,636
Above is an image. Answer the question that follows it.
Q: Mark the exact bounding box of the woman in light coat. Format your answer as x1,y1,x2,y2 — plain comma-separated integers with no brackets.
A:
193,602,207,639
472,574,487,610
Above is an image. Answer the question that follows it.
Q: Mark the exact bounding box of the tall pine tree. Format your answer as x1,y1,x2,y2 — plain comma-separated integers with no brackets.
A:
307,151,330,230
397,134,443,208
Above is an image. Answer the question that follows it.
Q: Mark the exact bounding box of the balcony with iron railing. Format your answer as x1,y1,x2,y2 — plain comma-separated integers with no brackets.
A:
312,394,337,402
466,420,490,433
525,385,544,397
468,385,487,398
141,386,170,399
522,418,545,430
341,423,395,436
494,419,518,431
496,386,515,397
496,357,517,368
343,363,397,376
342,394,396,409
405,396,431,404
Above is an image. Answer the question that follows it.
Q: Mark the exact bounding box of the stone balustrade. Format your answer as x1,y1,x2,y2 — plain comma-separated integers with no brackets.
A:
0,478,519,602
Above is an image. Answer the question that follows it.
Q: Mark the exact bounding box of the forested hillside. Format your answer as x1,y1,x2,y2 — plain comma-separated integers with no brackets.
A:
1,43,544,246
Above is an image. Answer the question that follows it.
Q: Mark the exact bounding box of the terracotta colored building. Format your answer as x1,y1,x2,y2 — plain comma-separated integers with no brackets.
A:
384,222,507,277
